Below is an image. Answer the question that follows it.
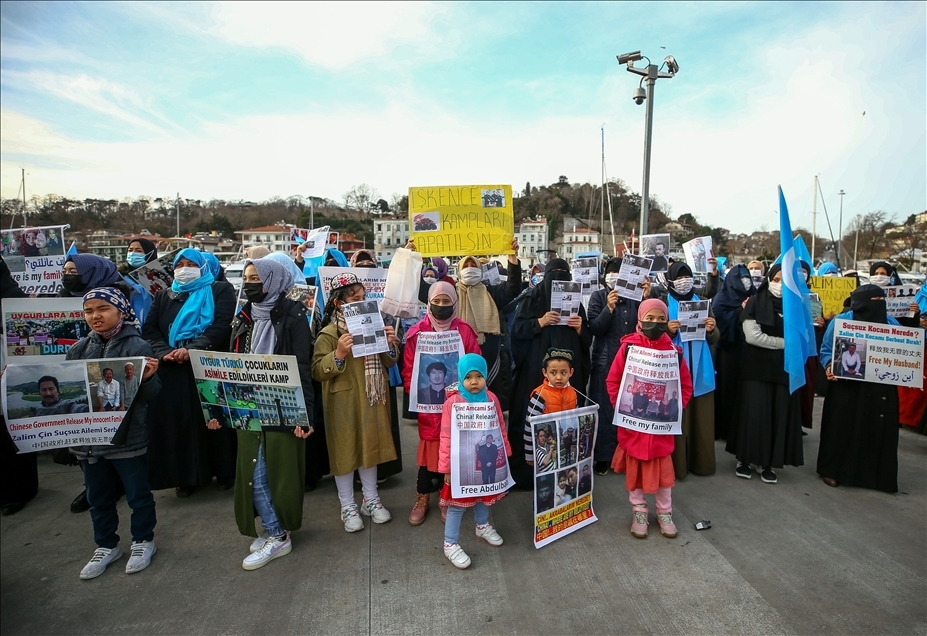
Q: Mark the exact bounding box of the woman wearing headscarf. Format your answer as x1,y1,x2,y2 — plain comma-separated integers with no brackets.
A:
728,264,804,484
587,257,651,474
817,262,839,277
144,248,237,497
817,285,901,492
401,281,481,525
712,264,755,442
119,238,159,326
659,262,719,478
206,258,313,569
509,258,591,487
264,252,308,285
869,261,920,327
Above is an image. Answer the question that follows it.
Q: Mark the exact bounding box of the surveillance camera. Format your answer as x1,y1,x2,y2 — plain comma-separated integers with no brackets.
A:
664,55,679,74
617,51,642,65
632,87,646,105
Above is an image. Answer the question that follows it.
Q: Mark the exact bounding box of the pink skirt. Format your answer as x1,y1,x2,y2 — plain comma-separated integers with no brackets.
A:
612,447,675,494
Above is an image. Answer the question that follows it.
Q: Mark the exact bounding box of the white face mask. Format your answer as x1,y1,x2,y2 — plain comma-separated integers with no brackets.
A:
605,273,621,289
800,270,808,282
741,276,753,291
768,281,782,298
459,267,483,286
672,277,694,295
749,268,763,279
423,276,437,285
870,274,890,287
173,266,202,285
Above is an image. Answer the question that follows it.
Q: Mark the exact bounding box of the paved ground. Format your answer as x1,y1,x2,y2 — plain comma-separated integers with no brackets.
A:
1,395,925,635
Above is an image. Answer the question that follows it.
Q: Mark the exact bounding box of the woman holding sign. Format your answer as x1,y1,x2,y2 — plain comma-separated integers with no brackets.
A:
401,281,480,526
817,285,901,492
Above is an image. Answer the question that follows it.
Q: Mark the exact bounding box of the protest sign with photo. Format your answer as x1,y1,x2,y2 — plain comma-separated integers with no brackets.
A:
1,225,68,295
409,330,464,413
317,267,388,305
550,281,582,325
615,254,653,302
682,236,713,273
291,226,330,259
3,298,89,362
286,284,318,315
128,249,179,297
571,257,599,299
408,185,515,257
677,300,710,342
481,262,501,285
830,319,923,388
640,233,670,273
2,357,145,453
613,346,683,435
342,300,389,357
190,350,311,431
449,401,515,498
884,285,920,319
808,276,857,316
529,405,599,548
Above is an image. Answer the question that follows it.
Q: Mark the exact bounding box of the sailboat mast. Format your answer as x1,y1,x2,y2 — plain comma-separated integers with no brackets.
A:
811,175,818,265
600,126,605,253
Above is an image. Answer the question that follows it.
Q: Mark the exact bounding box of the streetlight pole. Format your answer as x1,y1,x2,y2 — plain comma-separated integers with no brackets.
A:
616,51,678,244
837,189,845,269
854,214,860,270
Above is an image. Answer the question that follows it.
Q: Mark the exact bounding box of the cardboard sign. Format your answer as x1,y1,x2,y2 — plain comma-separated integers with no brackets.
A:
808,276,857,317
408,185,514,257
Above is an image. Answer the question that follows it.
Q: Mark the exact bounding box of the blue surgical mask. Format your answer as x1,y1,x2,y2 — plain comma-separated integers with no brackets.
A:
127,253,148,267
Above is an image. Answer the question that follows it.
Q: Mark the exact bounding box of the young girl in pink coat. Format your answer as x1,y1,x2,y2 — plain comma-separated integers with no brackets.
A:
606,298,693,539
438,353,511,569
402,281,481,525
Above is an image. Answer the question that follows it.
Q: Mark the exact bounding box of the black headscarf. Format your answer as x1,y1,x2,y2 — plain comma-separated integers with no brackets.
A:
869,261,901,286
745,263,783,329
665,262,695,301
714,264,756,346
129,238,158,265
850,284,888,323
523,258,570,317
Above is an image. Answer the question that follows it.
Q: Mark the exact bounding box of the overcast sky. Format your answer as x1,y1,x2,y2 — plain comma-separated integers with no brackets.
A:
1,1,924,234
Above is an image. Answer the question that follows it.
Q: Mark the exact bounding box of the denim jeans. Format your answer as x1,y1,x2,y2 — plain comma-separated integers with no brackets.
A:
253,444,284,537
444,503,489,544
82,454,156,549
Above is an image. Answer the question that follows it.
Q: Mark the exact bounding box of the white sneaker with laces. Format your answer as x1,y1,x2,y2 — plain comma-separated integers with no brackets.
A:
475,524,504,546
341,504,365,532
242,533,291,570
360,497,392,524
125,540,157,574
79,546,123,580
249,533,269,553
444,543,471,569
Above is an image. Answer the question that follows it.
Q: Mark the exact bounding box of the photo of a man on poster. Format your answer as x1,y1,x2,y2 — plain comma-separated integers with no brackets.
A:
419,361,448,405
477,434,500,484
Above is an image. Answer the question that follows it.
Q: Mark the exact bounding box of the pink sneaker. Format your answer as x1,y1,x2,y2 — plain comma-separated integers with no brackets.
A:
656,511,678,538
630,505,648,539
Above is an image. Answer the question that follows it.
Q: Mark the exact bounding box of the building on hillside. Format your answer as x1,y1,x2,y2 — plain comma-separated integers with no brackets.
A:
337,233,366,257
161,233,238,260
373,217,409,264
514,217,549,268
557,226,601,259
235,225,292,254
660,221,694,246
86,232,167,263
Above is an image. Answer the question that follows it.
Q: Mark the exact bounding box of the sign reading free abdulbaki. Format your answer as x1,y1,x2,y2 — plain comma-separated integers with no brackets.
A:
408,185,514,257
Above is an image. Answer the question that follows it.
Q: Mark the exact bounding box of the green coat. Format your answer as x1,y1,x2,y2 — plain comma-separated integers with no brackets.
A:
234,429,306,537
312,321,398,476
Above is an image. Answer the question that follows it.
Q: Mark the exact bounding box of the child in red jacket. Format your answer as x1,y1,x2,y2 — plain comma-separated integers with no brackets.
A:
606,299,693,539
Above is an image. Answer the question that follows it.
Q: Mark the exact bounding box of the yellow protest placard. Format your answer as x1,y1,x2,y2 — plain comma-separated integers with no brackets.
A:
809,276,857,316
408,185,514,257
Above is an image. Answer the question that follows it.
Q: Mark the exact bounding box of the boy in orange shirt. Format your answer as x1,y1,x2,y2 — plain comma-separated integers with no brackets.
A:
525,348,578,466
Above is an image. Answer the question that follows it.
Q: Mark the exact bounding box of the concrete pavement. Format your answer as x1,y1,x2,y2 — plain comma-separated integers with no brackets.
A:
1,395,925,635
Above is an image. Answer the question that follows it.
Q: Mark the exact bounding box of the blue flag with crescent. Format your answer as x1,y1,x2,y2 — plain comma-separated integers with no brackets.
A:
778,186,817,393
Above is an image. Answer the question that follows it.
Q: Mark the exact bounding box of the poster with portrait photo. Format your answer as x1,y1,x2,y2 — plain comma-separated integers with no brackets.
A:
481,188,506,208
128,249,179,297
682,236,713,273
830,318,923,388
640,233,670,273
449,402,514,498
613,346,682,435
409,330,464,413
1,225,69,295
529,405,599,548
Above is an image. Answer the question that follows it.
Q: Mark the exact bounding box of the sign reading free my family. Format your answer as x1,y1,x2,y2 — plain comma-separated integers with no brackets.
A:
408,185,515,257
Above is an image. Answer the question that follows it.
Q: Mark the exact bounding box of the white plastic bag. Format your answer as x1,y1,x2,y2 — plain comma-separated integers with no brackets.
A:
381,247,423,318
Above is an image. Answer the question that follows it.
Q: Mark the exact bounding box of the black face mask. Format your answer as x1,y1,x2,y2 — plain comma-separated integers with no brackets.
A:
640,321,669,340
61,273,86,293
242,282,268,303
430,303,454,321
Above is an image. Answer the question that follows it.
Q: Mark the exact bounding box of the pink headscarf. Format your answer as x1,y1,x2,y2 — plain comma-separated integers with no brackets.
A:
427,281,458,331
637,298,668,334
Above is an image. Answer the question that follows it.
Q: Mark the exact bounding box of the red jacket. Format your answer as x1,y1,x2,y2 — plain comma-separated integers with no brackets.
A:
438,388,511,474
402,317,481,441
606,332,693,461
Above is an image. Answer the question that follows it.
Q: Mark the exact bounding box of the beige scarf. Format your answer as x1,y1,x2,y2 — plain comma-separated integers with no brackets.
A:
456,281,501,345
334,310,386,406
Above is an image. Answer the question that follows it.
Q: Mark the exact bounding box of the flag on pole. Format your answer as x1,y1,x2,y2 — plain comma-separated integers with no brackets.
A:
778,186,817,394
773,234,814,275
66,241,78,257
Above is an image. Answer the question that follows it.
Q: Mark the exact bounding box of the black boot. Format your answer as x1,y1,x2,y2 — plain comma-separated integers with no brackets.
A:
70,489,90,513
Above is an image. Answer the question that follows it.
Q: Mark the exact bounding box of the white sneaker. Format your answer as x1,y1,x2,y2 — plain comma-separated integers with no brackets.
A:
341,504,365,533
249,533,269,553
475,524,503,546
360,497,392,524
79,546,123,580
125,540,157,574
242,533,291,570
444,543,471,569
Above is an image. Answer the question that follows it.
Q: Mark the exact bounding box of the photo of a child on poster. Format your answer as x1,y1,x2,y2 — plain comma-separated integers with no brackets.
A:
449,402,515,498
612,347,682,435
410,330,464,413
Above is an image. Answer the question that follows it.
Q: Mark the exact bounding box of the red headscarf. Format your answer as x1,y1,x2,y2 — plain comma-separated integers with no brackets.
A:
427,281,458,331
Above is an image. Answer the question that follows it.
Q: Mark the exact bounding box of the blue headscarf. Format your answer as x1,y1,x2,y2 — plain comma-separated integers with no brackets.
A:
202,253,223,279
916,283,927,315
457,353,489,403
168,248,216,347
665,263,715,397
265,252,307,285
817,262,838,276
65,254,122,296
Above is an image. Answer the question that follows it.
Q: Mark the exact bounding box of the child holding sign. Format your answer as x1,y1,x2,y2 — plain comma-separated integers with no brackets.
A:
438,354,511,569
606,299,693,539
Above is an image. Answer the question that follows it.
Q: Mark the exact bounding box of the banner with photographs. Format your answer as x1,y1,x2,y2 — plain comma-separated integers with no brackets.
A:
884,285,920,319
571,257,598,303
408,185,515,257
190,350,311,431
318,267,388,306
449,402,515,499
551,281,582,325
409,330,464,413
808,276,857,316
682,236,713,273
612,346,682,435
342,300,389,357
615,254,653,302
830,319,923,388
677,300,710,342
529,405,599,548
290,226,331,259
3,298,89,363
640,233,670,273
286,284,318,315
1,225,68,295
128,249,179,297
2,357,146,453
